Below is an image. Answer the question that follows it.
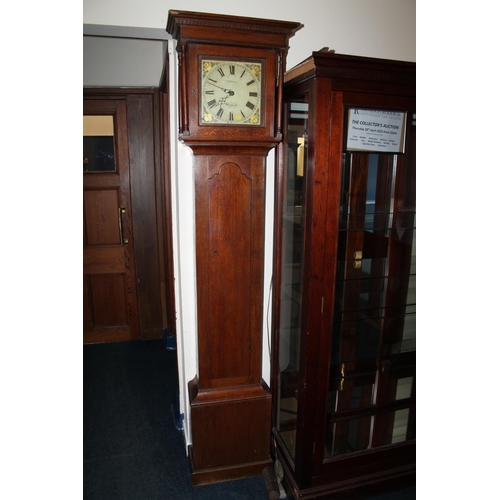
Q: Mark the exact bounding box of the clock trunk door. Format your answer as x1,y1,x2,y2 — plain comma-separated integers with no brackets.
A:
83,99,140,344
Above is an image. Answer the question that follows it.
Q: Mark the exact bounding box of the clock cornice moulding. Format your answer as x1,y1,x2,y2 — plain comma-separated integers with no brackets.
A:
166,10,302,49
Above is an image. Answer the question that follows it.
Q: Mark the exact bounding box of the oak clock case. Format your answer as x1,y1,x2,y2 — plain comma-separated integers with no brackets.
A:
166,10,302,487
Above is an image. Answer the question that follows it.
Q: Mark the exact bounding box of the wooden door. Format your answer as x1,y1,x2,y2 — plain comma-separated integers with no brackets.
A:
83,99,140,343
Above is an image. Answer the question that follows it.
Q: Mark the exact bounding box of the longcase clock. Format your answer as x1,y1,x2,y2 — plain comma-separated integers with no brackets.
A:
166,10,301,486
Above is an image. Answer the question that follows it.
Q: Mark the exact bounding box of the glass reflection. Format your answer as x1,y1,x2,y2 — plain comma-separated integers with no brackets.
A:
392,409,410,443
277,99,308,459
326,416,372,456
83,115,116,172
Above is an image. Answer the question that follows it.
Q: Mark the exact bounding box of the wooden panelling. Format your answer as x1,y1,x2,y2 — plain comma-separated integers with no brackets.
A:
90,274,128,326
83,246,125,275
83,190,120,246
127,93,165,338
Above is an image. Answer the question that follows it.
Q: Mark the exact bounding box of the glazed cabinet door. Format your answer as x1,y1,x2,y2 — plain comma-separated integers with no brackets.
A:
325,136,416,459
274,96,309,460
272,92,416,493
316,104,416,485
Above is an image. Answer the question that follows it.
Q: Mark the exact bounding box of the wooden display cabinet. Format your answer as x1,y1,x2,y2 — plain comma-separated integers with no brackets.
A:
271,50,416,499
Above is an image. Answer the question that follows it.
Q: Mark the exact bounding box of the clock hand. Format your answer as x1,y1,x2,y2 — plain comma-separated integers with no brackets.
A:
207,81,235,95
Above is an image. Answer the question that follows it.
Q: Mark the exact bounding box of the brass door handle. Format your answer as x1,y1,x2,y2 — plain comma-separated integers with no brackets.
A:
353,250,362,268
339,363,345,391
118,207,129,245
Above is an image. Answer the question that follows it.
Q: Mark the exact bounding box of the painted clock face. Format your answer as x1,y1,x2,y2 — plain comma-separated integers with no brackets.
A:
200,60,262,125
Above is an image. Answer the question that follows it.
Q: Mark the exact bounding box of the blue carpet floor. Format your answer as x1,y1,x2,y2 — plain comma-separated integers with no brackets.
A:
83,340,415,500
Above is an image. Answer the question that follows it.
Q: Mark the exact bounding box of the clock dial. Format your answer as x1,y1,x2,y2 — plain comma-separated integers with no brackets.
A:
201,60,262,125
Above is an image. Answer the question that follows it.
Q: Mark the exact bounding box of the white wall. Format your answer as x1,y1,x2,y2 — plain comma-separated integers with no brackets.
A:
83,1,416,71
83,0,416,451
83,1,416,86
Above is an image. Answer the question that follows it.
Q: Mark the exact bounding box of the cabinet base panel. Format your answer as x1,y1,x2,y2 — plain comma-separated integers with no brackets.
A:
281,464,415,500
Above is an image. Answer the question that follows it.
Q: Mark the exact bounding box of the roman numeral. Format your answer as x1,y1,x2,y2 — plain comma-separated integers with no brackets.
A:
205,90,215,95
240,70,246,78
208,78,217,83
246,79,255,86
240,110,246,118
229,112,234,121
217,67,225,77
249,92,258,97
246,101,255,110
207,99,217,108
229,65,235,75
216,107,224,118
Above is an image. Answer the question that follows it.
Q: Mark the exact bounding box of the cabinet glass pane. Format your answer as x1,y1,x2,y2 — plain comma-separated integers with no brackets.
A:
325,416,372,456
83,115,116,172
372,406,415,447
324,365,415,458
276,98,308,459
327,362,376,410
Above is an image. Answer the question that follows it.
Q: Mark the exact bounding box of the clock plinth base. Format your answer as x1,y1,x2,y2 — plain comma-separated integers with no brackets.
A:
188,446,273,486
188,379,272,485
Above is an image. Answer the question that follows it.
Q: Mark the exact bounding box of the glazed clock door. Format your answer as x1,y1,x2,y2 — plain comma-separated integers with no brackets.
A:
325,115,416,459
83,99,140,344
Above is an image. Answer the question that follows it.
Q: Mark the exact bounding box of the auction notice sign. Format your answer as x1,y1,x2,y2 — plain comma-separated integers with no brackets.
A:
346,109,407,153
